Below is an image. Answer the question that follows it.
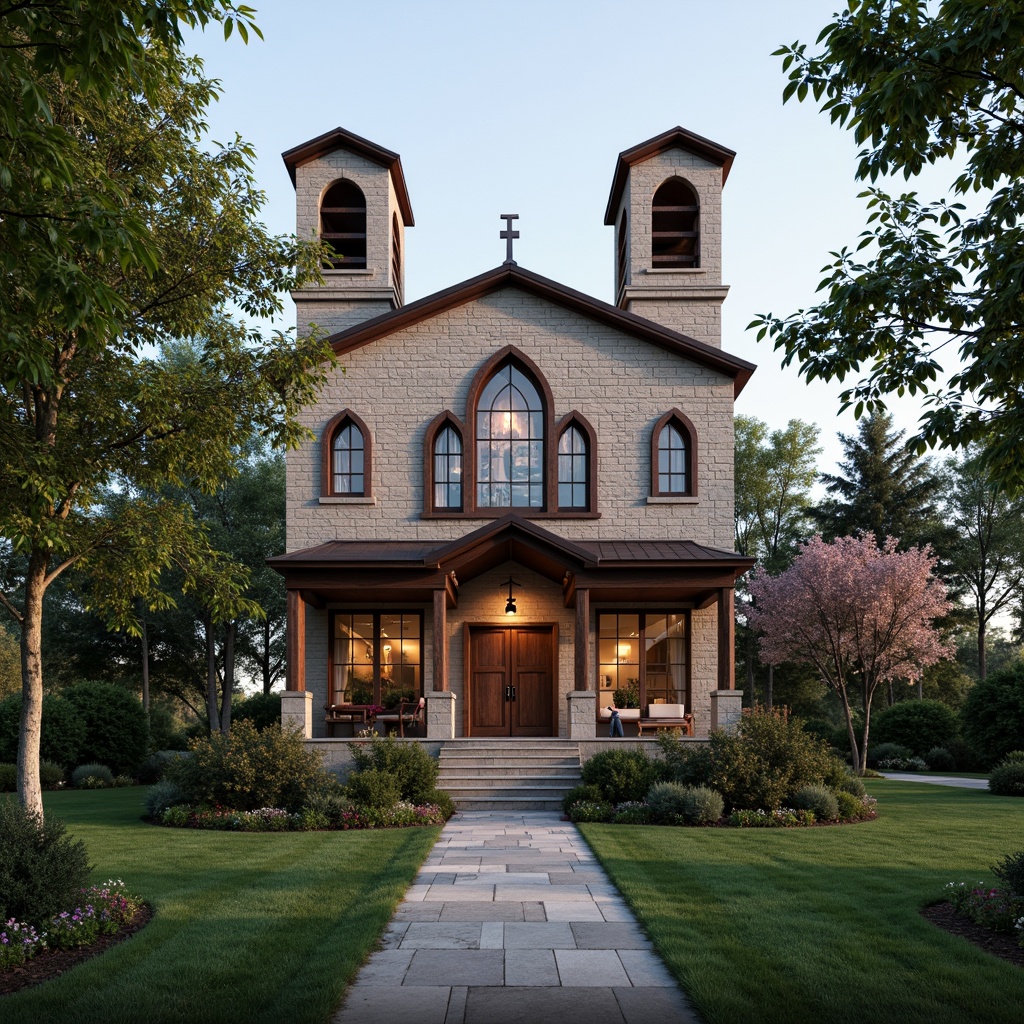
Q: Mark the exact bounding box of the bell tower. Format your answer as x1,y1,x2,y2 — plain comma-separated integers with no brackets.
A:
604,127,733,347
284,127,414,335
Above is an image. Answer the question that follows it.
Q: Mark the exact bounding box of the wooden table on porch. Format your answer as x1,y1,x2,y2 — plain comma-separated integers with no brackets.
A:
324,704,376,737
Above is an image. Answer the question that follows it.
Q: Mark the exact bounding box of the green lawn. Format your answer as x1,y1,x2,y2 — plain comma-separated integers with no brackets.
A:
581,781,1024,1024
3,788,439,1024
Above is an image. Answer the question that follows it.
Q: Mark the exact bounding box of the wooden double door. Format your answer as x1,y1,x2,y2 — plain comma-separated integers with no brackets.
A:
468,626,555,737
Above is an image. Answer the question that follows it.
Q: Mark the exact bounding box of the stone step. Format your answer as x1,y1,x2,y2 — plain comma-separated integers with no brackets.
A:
450,796,567,811
439,774,580,787
441,782,577,795
439,756,580,768
438,766,581,778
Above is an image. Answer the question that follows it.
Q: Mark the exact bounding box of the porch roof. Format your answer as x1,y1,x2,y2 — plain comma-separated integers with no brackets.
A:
268,515,753,607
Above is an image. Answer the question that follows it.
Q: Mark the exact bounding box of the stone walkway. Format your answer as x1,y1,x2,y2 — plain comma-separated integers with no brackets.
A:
333,811,700,1024
879,772,989,790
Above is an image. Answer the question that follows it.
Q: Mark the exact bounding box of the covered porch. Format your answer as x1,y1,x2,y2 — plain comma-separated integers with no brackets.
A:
269,515,751,741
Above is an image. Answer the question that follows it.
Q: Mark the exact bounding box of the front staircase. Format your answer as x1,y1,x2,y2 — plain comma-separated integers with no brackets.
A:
436,739,582,811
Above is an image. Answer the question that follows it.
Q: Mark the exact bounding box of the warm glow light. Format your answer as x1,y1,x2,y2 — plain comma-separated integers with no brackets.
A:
617,643,632,659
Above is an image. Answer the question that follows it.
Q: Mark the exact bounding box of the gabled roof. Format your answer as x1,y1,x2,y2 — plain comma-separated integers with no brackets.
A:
322,262,755,396
282,126,414,226
604,126,736,225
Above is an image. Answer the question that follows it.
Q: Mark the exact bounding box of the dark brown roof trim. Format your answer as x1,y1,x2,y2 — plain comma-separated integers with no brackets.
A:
282,126,414,226
428,513,596,569
604,126,736,225
324,263,755,397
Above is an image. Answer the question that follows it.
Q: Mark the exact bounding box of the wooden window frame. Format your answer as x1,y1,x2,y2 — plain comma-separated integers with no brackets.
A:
616,208,628,298
651,176,700,270
322,409,372,498
320,179,367,270
556,412,597,513
391,212,402,304
650,409,698,498
328,609,424,707
423,411,465,513
595,610,692,715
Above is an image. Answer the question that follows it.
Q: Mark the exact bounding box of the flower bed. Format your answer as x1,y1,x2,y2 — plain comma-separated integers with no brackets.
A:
0,880,144,971
157,801,449,832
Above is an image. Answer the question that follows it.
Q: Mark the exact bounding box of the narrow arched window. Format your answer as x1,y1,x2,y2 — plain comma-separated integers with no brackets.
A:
434,426,462,510
558,426,588,510
651,410,697,498
391,212,402,303
476,362,544,508
320,180,366,269
652,178,699,268
616,209,628,296
332,420,365,495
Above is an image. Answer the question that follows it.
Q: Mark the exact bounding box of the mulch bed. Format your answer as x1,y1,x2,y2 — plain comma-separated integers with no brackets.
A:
921,902,1024,968
0,905,152,997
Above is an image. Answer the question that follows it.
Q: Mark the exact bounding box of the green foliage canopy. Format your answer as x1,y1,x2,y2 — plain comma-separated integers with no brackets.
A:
752,0,1024,492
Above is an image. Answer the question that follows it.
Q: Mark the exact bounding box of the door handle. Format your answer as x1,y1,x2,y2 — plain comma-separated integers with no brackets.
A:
504,685,511,701
510,686,516,702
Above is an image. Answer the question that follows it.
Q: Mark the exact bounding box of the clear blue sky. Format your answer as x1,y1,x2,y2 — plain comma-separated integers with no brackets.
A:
185,1,962,474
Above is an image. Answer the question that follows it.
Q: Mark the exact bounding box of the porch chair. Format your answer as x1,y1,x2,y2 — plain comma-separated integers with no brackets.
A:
375,696,426,738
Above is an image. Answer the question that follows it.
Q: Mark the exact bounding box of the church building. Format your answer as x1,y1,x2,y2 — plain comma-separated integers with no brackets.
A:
270,125,755,743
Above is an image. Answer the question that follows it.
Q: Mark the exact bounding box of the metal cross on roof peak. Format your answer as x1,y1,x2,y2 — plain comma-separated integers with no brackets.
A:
500,213,519,264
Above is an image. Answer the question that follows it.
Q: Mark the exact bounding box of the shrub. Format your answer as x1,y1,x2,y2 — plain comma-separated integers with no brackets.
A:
988,760,1024,797
681,785,724,825
878,755,927,771
232,692,282,731
39,759,65,788
992,850,1024,900
612,802,653,825
944,881,1021,933
147,701,190,751
790,784,840,821
423,788,455,819
1002,750,1024,764
728,807,815,828
697,709,836,811
646,781,689,824
0,762,18,790
145,779,185,818
581,748,665,804
568,800,613,823
349,735,438,804
835,790,866,820
961,661,1024,769
925,746,956,771
656,732,714,786
0,799,91,927
346,768,401,809
867,742,912,767
299,791,357,829
823,759,867,797
63,682,148,775
166,721,331,812
0,692,87,768
562,783,604,816
871,699,959,758
136,750,185,785
72,763,114,788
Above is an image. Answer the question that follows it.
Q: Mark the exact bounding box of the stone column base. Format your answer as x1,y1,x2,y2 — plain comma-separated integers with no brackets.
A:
281,690,313,739
566,691,597,739
710,690,743,734
427,691,457,739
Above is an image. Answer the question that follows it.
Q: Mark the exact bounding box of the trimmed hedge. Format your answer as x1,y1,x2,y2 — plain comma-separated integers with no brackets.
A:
961,662,1024,769
232,692,282,732
871,700,958,758
0,692,87,768
62,682,148,776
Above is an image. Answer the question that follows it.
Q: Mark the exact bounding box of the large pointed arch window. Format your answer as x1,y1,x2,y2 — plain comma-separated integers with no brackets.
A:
320,180,366,269
476,362,545,508
652,177,699,269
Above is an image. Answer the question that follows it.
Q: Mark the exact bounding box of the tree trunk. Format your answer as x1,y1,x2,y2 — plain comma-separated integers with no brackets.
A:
837,686,861,774
978,610,987,682
140,608,150,713
766,664,774,711
887,680,895,707
220,619,236,735
18,550,48,819
204,613,220,733
917,677,923,699
262,619,272,694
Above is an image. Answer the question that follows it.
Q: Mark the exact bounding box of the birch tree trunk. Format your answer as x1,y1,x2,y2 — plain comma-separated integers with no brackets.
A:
17,551,48,818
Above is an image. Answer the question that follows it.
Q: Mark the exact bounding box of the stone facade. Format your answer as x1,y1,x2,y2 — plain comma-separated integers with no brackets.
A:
279,127,750,741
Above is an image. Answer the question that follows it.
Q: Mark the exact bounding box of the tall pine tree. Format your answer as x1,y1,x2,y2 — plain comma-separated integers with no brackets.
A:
813,412,944,551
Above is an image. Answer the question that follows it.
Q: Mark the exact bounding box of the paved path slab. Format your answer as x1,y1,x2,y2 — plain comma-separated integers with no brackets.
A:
879,772,989,789
333,811,701,1024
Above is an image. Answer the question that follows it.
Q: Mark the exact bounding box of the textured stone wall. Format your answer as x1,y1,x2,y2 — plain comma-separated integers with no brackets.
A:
285,288,736,552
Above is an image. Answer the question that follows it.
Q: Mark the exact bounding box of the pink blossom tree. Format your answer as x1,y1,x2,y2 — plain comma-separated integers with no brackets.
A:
748,535,952,774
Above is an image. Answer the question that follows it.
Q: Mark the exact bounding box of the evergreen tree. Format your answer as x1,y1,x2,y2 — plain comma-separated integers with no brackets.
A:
813,412,944,550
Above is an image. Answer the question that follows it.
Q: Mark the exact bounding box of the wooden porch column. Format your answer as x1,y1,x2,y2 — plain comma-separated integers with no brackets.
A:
433,588,448,691
286,590,306,692
717,587,735,690
574,587,590,690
